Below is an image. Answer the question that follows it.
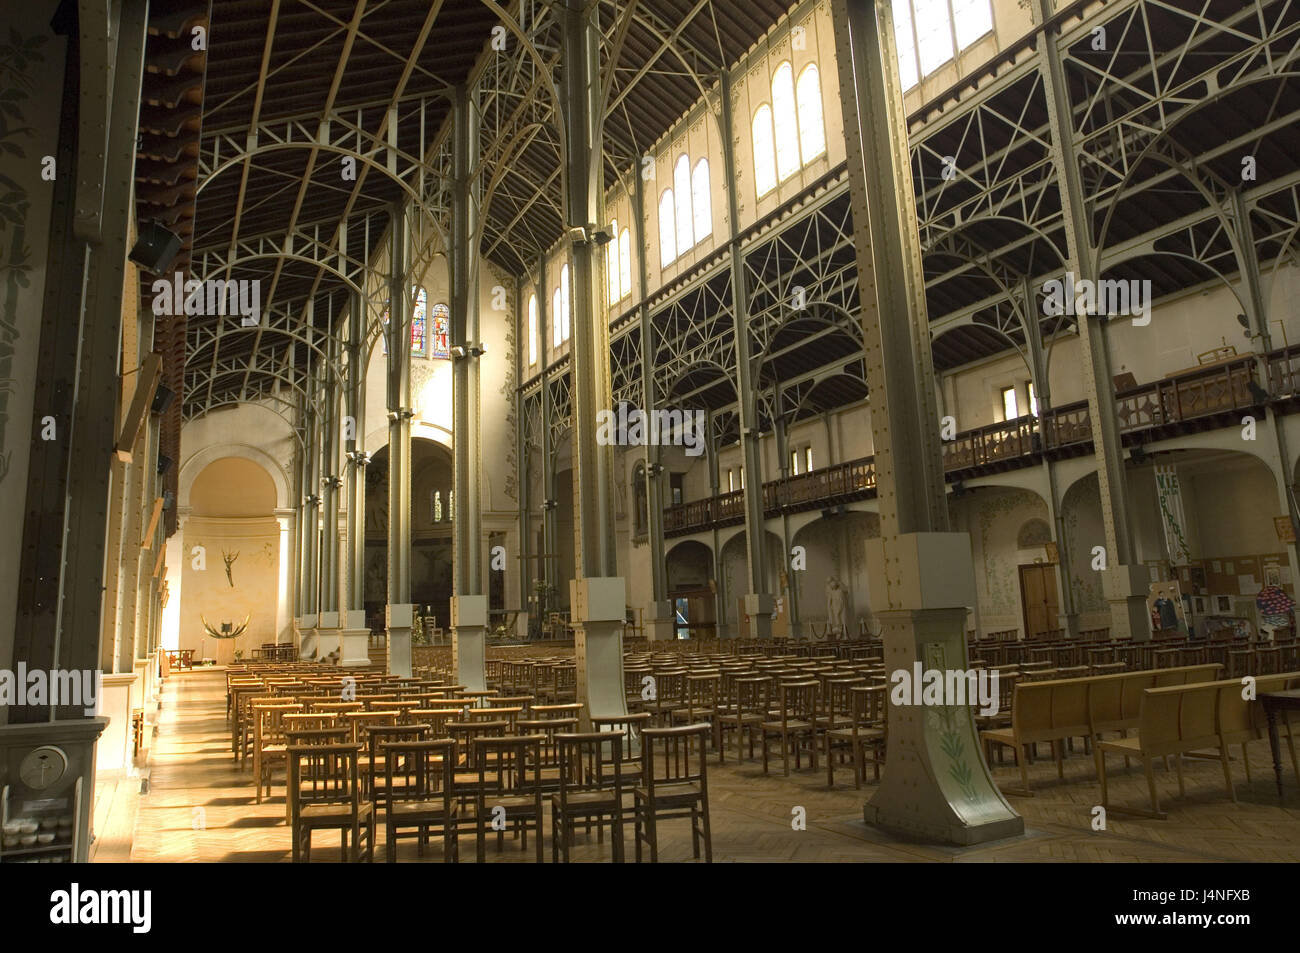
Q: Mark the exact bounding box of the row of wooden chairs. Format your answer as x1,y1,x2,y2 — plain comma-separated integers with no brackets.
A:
285,723,714,862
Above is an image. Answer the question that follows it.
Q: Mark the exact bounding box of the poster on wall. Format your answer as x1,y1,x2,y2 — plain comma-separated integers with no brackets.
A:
1154,465,1192,565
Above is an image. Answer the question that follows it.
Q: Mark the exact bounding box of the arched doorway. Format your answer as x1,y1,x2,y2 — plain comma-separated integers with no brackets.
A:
665,540,716,639
364,438,455,630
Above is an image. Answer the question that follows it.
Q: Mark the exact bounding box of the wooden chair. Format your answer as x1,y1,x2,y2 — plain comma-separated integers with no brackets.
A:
252,702,301,804
591,713,652,790
761,680,819,776
383,739,458,862
367,724,430,803
287,744,374,862
634,723,713,863
825,685,886,788
717,675,771,764
551,731,626,863
472,735,545,863
671,673,721,747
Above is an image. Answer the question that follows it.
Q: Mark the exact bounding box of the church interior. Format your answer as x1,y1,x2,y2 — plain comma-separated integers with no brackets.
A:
3,0,1300,873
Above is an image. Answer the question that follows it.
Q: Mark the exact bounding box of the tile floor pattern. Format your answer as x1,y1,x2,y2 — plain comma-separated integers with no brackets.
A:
126,670,1300,862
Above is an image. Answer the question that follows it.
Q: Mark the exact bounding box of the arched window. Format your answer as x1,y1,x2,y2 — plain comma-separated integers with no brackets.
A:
892,0,920,90
526,293,537,366
691,159,712,243
552,286,563,347
672,155,693,256
892,0,991,87
559,263,571,342
410,287,428,356
618,227,632,299
430,303,450,359
752,104,777,198
606,217,620,305
771,62,800,181
432,489,442,523
658,189,676,266
795,64,825,164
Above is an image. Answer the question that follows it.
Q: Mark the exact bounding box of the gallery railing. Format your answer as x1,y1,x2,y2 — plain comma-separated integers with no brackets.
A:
664,356,1271,535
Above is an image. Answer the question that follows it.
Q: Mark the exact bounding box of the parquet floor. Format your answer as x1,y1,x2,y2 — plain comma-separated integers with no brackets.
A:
124,670,1300,862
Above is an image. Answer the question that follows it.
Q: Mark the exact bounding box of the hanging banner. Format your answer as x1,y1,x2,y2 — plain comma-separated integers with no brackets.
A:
1154,465,1192,565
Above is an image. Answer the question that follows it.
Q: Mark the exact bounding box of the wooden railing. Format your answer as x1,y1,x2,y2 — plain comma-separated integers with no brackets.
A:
663,356,1269,535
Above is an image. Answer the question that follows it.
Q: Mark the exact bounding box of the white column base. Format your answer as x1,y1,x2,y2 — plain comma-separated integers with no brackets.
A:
644,599,676,641
298,613,319,660
451,595,487,693
1103,564,1155,642
339,629,371,667
316,611,341,661
386,603,414,677
572,577,628,727
744,593,774,638
864,534,1023,847
96,672,140,776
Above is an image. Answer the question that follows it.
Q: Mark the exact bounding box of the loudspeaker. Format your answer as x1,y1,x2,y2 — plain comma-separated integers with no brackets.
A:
156,454,173,476
151,383,175,415
128,221,182,274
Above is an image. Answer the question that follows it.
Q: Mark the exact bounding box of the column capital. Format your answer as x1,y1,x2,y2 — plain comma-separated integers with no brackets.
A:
321,475,343,489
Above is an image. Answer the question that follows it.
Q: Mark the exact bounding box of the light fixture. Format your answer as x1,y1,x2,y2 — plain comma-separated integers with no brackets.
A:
567,225,588,245
592,227,613,246
647,463,665,477
541,499,558,511
451,343,486,359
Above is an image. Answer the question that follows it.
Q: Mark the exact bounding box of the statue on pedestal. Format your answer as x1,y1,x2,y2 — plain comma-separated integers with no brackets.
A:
825,576,846,639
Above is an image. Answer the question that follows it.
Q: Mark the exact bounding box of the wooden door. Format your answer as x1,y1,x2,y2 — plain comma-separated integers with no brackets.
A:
1019,564,1060,639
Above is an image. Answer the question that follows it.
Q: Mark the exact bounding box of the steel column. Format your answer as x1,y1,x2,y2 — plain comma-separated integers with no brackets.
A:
562,0,626,724
719,70,773,635
833,0,1022,844
385,203,414,676
450,83,487,690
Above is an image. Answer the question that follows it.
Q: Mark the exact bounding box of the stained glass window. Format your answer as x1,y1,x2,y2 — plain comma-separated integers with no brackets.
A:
433,489,442,522
431,302,450,359
411,287,427,356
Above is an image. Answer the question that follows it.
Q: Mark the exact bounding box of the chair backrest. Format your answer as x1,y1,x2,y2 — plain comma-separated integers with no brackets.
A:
532,702,584,720
448,719,509,769
591,713,652,768
283,713,337,734
641,723,710,793
285,727,350,746
367,723,431,769
1138,683,1219,755
777,680,819,725
383,739,457,804
468,706,524,730
555,731,625,807
255,703,303,747
343,710,399,744
473,735,545,796
287,743,362,810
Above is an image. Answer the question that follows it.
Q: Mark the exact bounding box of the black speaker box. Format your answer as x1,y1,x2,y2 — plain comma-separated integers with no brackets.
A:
128,221,182,274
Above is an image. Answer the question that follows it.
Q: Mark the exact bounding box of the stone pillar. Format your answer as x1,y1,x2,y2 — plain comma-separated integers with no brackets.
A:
833,0,1022,844
560,0,626,723
450,83,487,691
317,323,343,657
385,203,414,676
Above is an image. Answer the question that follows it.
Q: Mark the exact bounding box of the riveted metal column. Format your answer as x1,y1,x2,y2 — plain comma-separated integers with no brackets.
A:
1021,278,1078,637
719,70,772,636
317,313,343,657
562,0,626,724
1036,0,1148,641
341,292,371,665
1231,187,1300,586
537,256,558,616
706,412,727,637
833,0,1022,844
515,277,531,641
633,169,673,640
385,203,414,676
450,83,487,690
773,405,799,636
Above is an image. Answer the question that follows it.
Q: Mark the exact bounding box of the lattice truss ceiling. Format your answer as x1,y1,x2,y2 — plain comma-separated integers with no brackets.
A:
186,0,792,420
187,0,1300,441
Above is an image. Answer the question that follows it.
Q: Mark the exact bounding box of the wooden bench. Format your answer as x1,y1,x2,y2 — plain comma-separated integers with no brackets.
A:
981,664,1222,796
1097,672,1300,817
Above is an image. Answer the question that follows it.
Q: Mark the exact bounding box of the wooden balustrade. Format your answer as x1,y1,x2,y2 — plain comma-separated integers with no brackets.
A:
663,358,1268,536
